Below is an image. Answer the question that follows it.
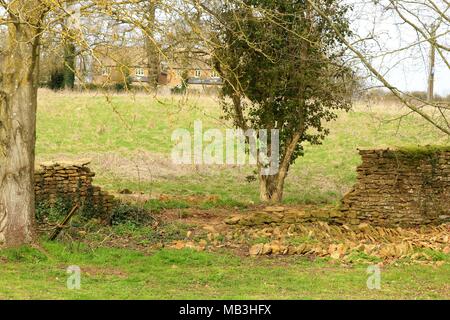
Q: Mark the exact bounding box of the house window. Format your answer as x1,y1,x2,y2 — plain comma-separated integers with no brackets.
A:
102,67,111,76
194,69,201,77
211,70,220,78
135,68,145,77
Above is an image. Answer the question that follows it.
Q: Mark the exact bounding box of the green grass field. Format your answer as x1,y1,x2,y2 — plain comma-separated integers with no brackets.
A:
36,90,450,205
1,89,448,300
1,242,449,299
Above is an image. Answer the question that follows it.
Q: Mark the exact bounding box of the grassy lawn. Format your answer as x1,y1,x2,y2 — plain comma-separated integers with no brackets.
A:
36,90,450,206
1,90,448,300
1,242,448,299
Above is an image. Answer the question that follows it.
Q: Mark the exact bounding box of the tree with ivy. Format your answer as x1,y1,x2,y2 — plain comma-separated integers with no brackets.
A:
210,0,356,202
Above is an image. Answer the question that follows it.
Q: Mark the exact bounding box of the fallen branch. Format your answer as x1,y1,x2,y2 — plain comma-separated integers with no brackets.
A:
49,204,80,241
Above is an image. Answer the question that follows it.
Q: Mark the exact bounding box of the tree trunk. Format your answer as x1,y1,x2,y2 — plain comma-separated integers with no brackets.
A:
145,1,159,89
258,131,303,203
62,3,77,90
259,174,284,203
63,41,76,90
0,4,42,247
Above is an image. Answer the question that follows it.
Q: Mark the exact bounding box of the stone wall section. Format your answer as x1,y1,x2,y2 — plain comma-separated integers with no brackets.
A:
340,149,450,226
35,160,115,217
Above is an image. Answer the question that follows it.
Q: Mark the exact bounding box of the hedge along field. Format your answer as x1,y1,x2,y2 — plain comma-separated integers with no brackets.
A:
36,89,450,206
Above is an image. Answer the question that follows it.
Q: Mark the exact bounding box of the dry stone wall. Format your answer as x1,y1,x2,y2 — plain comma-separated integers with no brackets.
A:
35,160,115,218
340,148,450,226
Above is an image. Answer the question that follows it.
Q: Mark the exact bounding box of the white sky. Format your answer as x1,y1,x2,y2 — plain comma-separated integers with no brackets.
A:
351,0,450,96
